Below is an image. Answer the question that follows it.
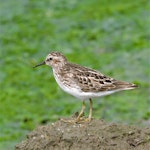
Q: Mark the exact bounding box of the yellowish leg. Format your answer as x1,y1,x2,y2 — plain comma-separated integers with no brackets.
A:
76,101,86,122
88,98,93,121
61,101,85,123
61,99,93,123
76,98,93,123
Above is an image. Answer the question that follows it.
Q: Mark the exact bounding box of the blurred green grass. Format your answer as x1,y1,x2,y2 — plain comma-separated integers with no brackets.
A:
0,0,150,149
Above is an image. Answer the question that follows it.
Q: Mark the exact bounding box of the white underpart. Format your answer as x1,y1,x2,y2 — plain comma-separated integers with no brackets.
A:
53,70,134,100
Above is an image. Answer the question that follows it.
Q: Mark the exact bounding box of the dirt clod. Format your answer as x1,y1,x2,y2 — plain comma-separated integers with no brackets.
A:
15,119,150,150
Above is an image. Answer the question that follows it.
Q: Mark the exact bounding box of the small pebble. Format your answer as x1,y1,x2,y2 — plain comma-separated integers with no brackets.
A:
41,135,44,138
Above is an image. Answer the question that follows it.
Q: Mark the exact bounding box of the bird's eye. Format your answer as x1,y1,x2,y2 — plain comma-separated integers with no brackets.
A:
47,57,52,61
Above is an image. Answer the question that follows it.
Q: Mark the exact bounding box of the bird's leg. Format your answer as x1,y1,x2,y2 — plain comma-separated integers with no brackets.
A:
78,98,93,123
88,98,93,121
61,100,92,123
76,101,86,122
60,101,85,123
76,99,93,123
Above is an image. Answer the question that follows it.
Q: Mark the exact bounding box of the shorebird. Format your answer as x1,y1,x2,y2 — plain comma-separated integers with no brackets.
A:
34,52,137,123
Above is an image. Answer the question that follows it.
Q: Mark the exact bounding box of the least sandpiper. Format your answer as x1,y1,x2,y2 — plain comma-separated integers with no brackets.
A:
34,52,137,123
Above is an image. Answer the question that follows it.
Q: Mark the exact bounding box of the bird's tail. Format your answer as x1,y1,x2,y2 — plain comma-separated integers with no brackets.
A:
114,80,138,90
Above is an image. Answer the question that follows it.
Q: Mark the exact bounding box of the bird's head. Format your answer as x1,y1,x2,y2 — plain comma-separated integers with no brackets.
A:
33,52,67,68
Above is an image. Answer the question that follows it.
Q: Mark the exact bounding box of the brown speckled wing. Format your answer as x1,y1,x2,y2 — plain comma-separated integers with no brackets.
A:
59,63,137,93
74,73,137,92
67,63,137,92
73,72,115,92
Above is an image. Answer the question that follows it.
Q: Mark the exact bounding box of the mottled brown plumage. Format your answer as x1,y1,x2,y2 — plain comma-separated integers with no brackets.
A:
58,62,137,93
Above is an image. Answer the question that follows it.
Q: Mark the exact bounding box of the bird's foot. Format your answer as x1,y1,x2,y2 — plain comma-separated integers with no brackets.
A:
60,117,92,124
60,112,80,123
60,118,76,123
60,111,92,124
75,117,92,123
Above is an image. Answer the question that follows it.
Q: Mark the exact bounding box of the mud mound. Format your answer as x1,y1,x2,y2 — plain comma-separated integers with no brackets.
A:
16,119,150,150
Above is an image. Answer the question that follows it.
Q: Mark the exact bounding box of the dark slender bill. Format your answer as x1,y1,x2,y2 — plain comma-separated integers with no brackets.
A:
33,61,45,68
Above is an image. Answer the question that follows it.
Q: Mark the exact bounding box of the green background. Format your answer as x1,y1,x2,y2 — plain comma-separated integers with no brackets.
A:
0,0,149,149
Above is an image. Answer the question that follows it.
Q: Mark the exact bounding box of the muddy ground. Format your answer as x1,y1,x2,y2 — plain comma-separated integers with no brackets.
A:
16,119,150,150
